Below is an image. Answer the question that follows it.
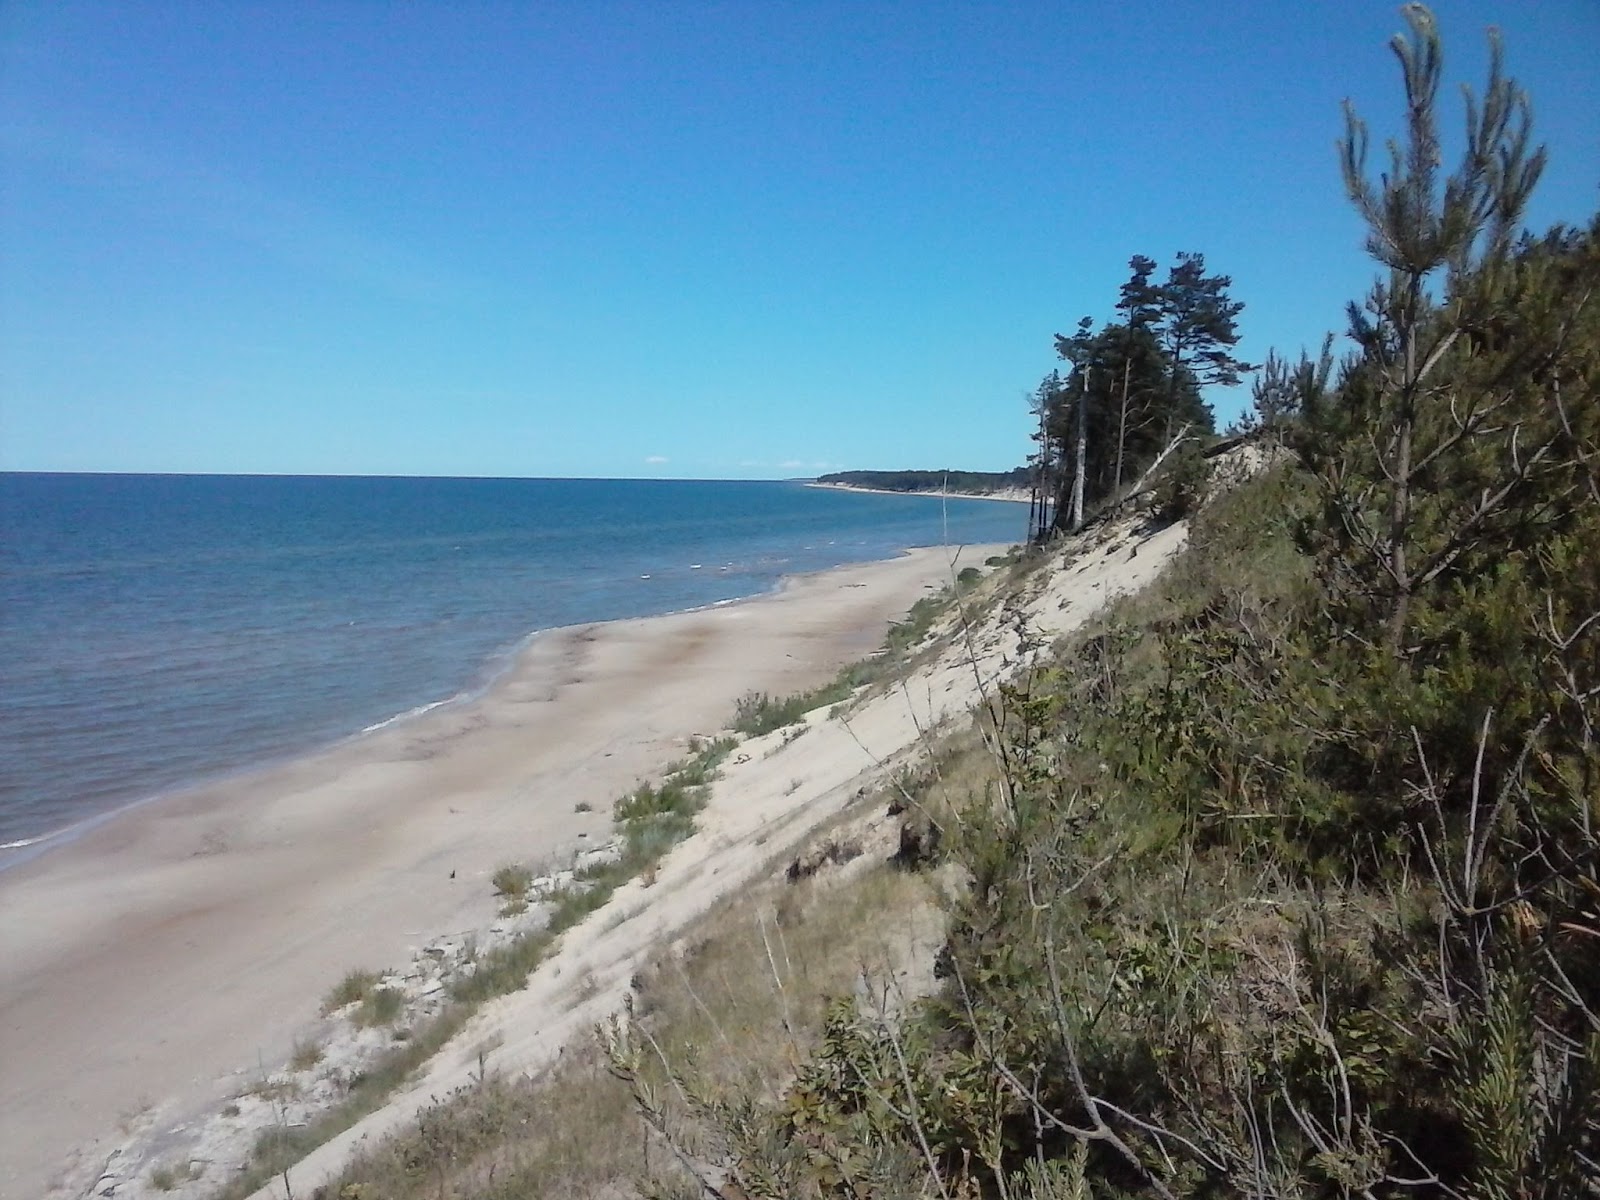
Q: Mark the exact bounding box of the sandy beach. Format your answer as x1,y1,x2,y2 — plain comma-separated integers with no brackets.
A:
0,544,1004,1200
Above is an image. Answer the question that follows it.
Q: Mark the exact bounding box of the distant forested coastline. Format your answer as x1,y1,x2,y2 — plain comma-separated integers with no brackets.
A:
814,468,1030,494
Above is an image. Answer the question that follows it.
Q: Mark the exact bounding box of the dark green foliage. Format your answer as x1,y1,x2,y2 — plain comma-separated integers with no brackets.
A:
1038,249,1246,532
883,593,949,654
732,689,822,736
1047,319,1190,512
1246,334,1335,437
1152,251,1254,393
733,676,857,737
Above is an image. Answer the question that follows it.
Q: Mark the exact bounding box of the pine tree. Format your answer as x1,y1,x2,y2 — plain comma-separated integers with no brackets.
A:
1327,1,1547,650
1152,252,1252,439
1248,334,1334,439
1112,255,1163,494
1052,319,1096,532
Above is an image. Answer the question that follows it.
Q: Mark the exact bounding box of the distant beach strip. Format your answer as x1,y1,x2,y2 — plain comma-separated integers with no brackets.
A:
805,480,1032,503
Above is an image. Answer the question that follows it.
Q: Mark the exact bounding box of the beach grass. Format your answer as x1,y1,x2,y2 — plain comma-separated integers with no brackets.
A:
351,986,404,1028
319,968,380,1016
288,1037,323,1072
489,863,533,899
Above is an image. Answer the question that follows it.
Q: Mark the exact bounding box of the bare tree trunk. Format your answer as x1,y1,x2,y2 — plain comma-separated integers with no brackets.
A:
1114,357,1131,498
1030,405,1050,541
1070,367,1089,531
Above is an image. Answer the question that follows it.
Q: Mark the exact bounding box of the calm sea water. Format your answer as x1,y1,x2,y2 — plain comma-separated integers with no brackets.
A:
0,474,1024,848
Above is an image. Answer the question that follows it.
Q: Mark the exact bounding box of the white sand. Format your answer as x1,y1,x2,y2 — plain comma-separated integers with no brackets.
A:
0,545,1008,1200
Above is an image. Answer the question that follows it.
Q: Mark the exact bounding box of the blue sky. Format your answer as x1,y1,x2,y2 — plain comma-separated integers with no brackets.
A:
2,2,1596,479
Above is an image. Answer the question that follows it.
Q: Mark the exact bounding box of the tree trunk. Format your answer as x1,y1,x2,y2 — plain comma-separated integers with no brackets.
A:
1070,367,1089,531
1031,405,1050,541
1114,357,1131,498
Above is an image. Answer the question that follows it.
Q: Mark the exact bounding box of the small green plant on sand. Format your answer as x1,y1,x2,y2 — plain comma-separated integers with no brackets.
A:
491,863,534,899
320,968,380,1015
353,986,404,1028
245,1076,301,1104
148,1159,201,1191
289,1037,323,1071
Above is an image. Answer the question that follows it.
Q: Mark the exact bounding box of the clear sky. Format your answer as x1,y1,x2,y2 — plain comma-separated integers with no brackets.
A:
2,2,1596,479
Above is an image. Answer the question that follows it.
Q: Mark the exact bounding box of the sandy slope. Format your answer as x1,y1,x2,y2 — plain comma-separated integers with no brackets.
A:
0,545,1005,1200
242,515,1188,1200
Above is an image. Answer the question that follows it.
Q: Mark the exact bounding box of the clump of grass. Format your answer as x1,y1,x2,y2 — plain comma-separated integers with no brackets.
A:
149,1159,203,1191
884,590,953,652
352,986,404,1028
732,690,810,735
449,927,558,1005
289,1037,323,1072
245,1077,301,1104
731,661,880,737
321,968,380,1015
491,863,534,899
574,800,593,813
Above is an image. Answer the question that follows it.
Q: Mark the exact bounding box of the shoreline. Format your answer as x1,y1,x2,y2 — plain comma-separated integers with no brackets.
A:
805,480,1033,504
0,554,884,874
1,541,1010,1200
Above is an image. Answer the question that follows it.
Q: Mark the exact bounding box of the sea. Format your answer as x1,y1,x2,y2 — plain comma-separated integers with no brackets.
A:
0,473,1026,855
